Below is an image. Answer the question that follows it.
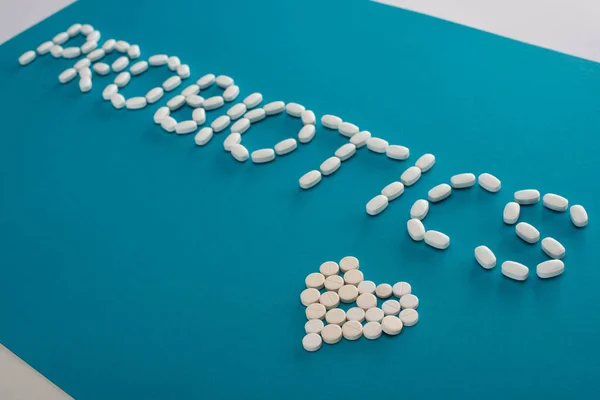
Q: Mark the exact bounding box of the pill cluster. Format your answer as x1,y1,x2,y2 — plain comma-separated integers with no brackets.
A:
301,257,419,352
475,190,588,281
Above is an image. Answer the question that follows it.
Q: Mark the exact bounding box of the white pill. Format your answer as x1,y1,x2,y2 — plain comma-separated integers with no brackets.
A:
175,120,197,135
320,156,341,176
93,62,110,75
227,103,247,120
197,73,215,89
319,261,339,277
305,303,326,320
50,45,63,58
392,282,411,298
275,138,297,156
223,132,241,151
194,127,213,146
286,102,305,117
366,137,388,153
382,300,401,316
356,293,377,310
36,41,54,55
80,24,94,35
148,54,168,66
167,95,185,111
163,75,182,91
125,44,140,59
338,122,359,137
87,48,105,62
298,125,316,143
102,39,116,53
203,96,225,111
58,68,77,84
79,77,92,92
543,193,568,212
340,256,359,272
114,72,131,87
357,280,376,295
215,75,234,88
351,130,371,147
230,144,249,162
401,166,422,186
428,183,452,203
125,97,146,110
516,222,540,244
111,93,126,109
211,115,231,133
321,324,342,344
160,116,177,132
366,194,388,216
80,40,96,54
410,199,429,220
192,108,206,124
245,108,266,123
365,307,384,323
375,283,393,299
363,321,382,340
386,145,410,160
74,58,90,70
102,84,118,101
304,319,324,334
515,189,540,205
177,64,190,79
242,92,262,109
335,143,356,161
263,101,285,115
319,291,340,309
78,67,91,79
399,309,419,326
537,260,565,279
153,107,170,124
381,181,404,200
478,173,501,192
570,205,588,227
130,60,148,75
503,202,520,224
86,30,101,42
382,315,403,335
450,173,476,189
343,270,364,286
399,294,419,309
230,118,250,134
223,85,240,102
416,153,435,172
301,110,316,125
541,237,565,259
424,230,450,250
252,149,275,164
146,87,164,104
325,308,346,325
475,246,496,269
502,261,529,281
342,320,363,341
62,47,81,58
186,95,204,108
324,275,344,291
167,56,180,71
67,23,81,37
407,219,425,241
52,32,69,45
346,307,366,322
321,114,342,129
299,170,322,190
111,56,129,72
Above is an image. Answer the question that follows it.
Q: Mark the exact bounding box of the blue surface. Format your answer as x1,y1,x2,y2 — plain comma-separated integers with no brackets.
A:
1,0,599,398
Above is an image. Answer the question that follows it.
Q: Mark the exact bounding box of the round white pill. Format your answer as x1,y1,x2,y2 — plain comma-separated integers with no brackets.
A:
305,272,325,289
300,288,320,306
338,285,359,303
324,275,344,291
305,303,326,320
342,321,363,341
302,333,322,352
381,315,403,335
319,291,340,309
344,270,364,286
305,319,324,334
365,307,384,323
339,256,359,272
325,308,346,326
375,283,393,299
346,307,366,322
319,261,339,277
393,282,411,298
321,324,342,344
399,309,419,326
400,294,419,309
356,293,377,310
363,321,382,340
382,300,401,316
357,280,376,295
